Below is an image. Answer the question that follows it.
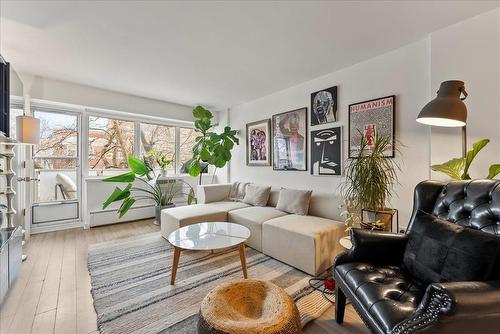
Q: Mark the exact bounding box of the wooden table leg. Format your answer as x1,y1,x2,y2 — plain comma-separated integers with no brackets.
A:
170,246,181,285
238,243,248,279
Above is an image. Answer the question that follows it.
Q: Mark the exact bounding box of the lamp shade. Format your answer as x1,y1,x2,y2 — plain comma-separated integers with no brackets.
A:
416,80,467,127
16,115,40,145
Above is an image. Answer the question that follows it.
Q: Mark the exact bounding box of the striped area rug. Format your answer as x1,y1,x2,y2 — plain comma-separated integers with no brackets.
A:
88,232,332,334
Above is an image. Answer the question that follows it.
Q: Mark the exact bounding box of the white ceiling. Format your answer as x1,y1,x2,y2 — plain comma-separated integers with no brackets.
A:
1,1,498,110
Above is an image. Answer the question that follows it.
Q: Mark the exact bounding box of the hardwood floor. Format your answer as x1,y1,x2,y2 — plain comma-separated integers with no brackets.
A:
0,220,368,334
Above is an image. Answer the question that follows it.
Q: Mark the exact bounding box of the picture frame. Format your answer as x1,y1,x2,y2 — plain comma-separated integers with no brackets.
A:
311,126,342,176
272,107,307,171
246,119,271,166
348,95,396,158
310,85,337,126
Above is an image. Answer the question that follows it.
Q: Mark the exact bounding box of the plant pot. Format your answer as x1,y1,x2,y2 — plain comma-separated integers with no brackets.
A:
155,203,175,225
361,208,396,232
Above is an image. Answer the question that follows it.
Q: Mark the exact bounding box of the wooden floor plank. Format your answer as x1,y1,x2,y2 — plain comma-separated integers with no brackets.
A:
1,219,368,334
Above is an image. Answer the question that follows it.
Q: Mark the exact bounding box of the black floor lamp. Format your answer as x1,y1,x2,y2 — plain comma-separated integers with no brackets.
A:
416,80,468,157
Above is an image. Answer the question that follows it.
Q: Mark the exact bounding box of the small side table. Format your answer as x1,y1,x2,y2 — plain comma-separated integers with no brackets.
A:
339,236,352,250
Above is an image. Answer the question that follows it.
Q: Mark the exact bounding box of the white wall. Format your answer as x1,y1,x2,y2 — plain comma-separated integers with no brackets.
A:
230,39,430,228
228,8,500,228
18,74,195,122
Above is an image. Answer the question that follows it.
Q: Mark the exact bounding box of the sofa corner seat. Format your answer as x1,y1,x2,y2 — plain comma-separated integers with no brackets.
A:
262,214,345,275
228,206,288,251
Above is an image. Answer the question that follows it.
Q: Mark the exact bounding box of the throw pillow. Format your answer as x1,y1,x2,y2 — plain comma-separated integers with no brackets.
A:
403,210,500,286
242,184,271,206
228,182,249,202
276,188,313,215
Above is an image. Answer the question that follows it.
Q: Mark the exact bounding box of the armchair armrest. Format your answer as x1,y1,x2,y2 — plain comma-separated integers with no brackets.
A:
197,184,232,204
392,281,500,334
334,228,408,267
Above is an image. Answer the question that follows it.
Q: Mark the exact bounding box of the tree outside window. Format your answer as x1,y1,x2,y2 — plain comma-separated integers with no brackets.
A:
140,123,176,172
88,116,134,172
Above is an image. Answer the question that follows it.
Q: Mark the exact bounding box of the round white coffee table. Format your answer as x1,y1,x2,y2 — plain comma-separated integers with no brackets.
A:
167,222,251,285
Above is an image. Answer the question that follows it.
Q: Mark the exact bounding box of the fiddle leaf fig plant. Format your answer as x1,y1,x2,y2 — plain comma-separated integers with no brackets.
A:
186,106,239,181
432,139,500,180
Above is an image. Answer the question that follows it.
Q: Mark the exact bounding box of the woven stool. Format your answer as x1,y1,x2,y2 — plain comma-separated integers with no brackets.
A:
198,280,301,334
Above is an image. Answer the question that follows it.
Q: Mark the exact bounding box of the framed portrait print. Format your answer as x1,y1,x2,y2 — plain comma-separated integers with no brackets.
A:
348,95,395,158
272,107,307,171
311,85,337,126
311,126,342,176
246,119,271,166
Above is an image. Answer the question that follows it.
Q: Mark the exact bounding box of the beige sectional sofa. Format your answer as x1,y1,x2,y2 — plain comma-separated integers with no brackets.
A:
161,183,346,275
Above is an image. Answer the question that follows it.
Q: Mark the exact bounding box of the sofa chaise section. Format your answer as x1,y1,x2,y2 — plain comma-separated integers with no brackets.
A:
262,214,345,275
160,201,249,238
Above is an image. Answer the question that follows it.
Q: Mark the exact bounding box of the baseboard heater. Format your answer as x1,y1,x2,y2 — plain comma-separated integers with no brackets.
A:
89,204,155,227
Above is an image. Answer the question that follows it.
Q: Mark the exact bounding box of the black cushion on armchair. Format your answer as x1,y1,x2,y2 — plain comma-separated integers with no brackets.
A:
333,180,500,334
403,210,500,286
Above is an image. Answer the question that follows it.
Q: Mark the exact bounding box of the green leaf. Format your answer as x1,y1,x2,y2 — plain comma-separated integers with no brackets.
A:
118,197,136,218
431,158,466,180
192,106,213,119
128,156,149,176
200,148,211,161
463,139,489,179
102,171,136,183
188,160,201,176
487,164,500,179
223,138,234,150
102,184,132,209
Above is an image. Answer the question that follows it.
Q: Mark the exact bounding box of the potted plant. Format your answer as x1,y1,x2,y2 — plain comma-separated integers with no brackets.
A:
101,155,196,223
145,149,172,177
341,132,400,231
185,106,239,184
431,138,500,180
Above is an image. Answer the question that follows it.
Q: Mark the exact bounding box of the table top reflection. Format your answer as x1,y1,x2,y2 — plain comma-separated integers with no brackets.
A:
167,222,251,251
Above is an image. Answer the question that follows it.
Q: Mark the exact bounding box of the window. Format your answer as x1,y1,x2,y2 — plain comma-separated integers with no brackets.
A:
179,127,197,173
88,116,134,173
140,122,176,172
33,110,79,202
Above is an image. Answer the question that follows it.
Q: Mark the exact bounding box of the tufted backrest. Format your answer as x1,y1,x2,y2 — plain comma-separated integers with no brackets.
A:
431,180,500,236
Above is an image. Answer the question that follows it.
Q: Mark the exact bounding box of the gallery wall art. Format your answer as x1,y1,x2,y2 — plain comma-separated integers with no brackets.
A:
348,95,395,158
310,126,342,176
310,86,337,126
272,107,307,171
246,119,271,166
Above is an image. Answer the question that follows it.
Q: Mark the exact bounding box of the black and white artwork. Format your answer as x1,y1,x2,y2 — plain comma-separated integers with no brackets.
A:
311,86,337,126
311,126,342,175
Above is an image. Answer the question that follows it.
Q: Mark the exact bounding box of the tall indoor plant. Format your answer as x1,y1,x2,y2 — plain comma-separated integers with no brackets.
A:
185,106,239,184
341,132,400,231
101,156,196,222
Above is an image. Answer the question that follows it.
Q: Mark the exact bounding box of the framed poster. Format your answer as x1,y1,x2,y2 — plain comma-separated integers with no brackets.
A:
311,85,337,126
348,95,395,158
246,119,271,166
272,107,307,171
311,126,342,176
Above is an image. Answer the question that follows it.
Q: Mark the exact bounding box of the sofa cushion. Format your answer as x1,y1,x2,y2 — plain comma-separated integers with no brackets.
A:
242,184,271,206
404,210,500,285
262,214,345,275
228,206,287,251
335,262,425,334
276,188,312,215
204,201,250,212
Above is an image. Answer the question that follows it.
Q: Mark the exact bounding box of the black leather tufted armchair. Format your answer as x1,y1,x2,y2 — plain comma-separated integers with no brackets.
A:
333,180,500,334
